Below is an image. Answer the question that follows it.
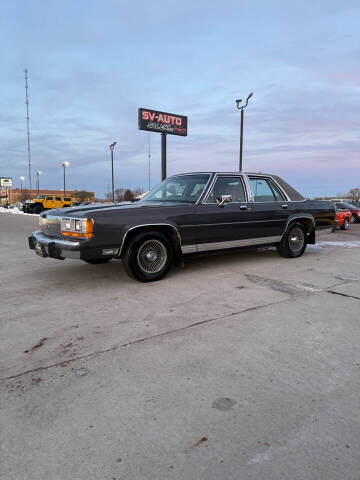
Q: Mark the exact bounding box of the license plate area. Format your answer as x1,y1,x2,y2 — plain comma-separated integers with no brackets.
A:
35,243,48,257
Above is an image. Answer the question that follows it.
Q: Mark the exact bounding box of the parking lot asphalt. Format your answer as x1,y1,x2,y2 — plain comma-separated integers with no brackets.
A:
1,212,360,480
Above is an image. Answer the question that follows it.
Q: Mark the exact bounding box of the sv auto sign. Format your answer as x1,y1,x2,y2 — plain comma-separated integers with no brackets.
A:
1,177,12,187
138,108,187,136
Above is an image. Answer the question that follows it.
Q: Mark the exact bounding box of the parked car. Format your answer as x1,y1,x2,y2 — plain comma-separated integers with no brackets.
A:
28,172,336,282
23,195,74,214
339,202,360,223
335,202,352,230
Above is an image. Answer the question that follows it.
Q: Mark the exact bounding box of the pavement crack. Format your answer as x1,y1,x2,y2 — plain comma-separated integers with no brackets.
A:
326,290,360,301
1,298,290,382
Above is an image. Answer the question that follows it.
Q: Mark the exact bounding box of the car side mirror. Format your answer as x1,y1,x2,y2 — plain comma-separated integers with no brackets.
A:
216,194,232,207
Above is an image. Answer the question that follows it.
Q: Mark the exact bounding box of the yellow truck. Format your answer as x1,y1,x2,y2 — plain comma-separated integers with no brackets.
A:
23,195,73,214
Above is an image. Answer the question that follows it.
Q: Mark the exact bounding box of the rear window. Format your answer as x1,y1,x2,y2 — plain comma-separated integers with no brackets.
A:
249,177,285,202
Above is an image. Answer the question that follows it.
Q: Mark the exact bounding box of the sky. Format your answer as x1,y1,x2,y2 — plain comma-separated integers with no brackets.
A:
1,0,359,198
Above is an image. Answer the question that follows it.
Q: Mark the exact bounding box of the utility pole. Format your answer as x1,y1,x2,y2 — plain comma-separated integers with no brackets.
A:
24,68,32,190
110,142,117,203
148,133,151,191
161,133,166,181
236,92,253,171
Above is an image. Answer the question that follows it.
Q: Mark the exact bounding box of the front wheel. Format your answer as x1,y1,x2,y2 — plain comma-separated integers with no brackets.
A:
341,218,349,230
122,231,173,282
277,223,307,258
33,205,43,214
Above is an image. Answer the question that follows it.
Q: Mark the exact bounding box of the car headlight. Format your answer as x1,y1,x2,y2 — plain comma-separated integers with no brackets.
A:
61,218,94,238
39,216,47,227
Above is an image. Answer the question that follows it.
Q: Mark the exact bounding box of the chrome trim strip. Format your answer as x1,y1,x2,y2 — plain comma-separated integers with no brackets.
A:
181,236,282,254
200,173,218,204
197,236,282,252
195,173,214,205
181,245,197,254
182,219,285,228
243,174,254,202
119,223,182,256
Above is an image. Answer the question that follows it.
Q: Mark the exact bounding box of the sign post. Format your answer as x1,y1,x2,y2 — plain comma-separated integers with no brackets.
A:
1,178,12,207
138,108,187,181
0,178,13,188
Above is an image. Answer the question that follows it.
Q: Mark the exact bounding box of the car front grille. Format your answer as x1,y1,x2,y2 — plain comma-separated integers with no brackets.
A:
40,215,61,238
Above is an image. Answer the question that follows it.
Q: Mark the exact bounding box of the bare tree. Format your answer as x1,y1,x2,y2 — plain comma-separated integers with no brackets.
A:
124,189,134,202
74,190,93,202
349,188,360,201
115,188,127,202
20,189,31,203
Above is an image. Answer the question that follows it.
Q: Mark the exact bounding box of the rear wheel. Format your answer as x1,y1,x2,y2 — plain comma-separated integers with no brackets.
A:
122,231,173,282
277,222,307,258
83,258,111,264
341,218,349,230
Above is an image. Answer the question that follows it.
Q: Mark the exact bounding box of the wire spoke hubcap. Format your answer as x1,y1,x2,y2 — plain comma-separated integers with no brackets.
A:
137,239,167,274
289,227,304,253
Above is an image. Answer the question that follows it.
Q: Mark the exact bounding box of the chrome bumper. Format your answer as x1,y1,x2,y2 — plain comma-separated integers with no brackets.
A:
28,230,81,259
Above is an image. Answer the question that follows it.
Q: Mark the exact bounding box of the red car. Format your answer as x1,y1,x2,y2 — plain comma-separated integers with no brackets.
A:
339,201,360,223
335,202,352,230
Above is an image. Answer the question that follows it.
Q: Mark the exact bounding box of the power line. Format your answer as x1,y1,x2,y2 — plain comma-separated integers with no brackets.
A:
24,68,32,190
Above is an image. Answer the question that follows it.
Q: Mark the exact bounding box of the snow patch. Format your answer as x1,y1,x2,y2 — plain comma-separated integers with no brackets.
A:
317,241,360,248
0,206,39,216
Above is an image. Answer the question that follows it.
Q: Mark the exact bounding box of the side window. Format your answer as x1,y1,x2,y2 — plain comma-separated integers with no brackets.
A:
206,176,246,203
64,197,71,202
46,196,53,201
250,178,285,202
55,197,61,201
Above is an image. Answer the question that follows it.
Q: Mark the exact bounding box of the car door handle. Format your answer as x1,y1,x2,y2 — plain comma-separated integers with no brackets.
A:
281,204,288,209
239,205,248,210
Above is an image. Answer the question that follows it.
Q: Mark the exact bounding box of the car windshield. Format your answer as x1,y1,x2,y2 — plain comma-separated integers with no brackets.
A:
141,174,210,204
336,203,349,211
36,195,45,199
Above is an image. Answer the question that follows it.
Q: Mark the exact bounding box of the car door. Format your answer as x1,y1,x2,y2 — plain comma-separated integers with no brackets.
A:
195,174,259,250
247,176,289,238
45,196,55,209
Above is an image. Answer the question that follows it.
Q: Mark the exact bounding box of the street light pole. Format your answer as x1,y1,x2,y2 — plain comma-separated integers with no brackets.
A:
110,142,117,203
20,176,25,201
236,92,253,171
62,162,70,195
36,170,42,194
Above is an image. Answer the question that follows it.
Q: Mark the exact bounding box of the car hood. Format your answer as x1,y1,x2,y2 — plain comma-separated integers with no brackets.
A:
46,201,191,217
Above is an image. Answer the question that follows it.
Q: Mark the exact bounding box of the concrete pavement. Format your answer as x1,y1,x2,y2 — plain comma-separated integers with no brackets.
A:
1,212,360,479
